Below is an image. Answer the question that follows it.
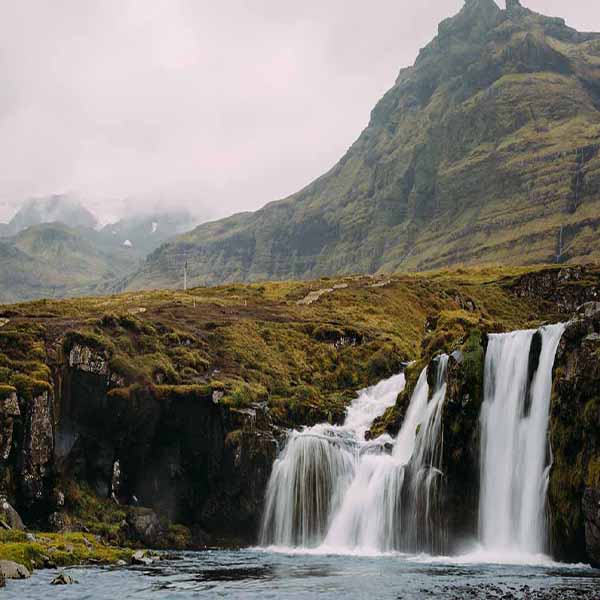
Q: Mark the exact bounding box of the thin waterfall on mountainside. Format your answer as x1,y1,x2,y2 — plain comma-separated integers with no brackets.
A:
260,356,450,554
478,323,565,556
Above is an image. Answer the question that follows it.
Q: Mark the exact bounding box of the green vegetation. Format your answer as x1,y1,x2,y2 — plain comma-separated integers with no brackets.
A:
0,265,593,428
0,530,132,572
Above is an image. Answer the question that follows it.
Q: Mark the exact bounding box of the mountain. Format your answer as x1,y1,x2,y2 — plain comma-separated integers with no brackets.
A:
2,194,97,235
97,210,193,258
124,0,600,291
0,199,195,302
0,223,137,303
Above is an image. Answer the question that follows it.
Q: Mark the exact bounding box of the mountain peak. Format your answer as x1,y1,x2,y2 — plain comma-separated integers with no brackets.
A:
8,194,97,235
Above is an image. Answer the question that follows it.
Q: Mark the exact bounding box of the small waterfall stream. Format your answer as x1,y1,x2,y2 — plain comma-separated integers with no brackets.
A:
479,323,565,557
261,357,450,553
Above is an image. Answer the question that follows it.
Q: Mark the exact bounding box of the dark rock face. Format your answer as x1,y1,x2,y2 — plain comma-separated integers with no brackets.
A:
19,392,54,509
549,308,600,565
0,388,55,521
0,393,19,461
53,346,278,543
583,488,600,566
126,508,165,547
441,333,485,551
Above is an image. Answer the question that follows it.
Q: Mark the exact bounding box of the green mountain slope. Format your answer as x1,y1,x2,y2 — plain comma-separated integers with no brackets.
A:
0,224,137,303
124,0,600,291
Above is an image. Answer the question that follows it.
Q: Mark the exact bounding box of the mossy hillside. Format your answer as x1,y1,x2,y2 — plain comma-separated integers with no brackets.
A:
125,3,600,292
0,266,577,428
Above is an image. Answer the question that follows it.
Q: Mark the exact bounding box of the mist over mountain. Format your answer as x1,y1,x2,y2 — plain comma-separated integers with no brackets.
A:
124,0,600,291
0,195,195,302
2,194,97,236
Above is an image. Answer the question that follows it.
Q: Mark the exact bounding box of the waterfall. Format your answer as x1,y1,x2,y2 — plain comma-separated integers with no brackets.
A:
478,323,565,556
261,358,450,554
260,373,405,548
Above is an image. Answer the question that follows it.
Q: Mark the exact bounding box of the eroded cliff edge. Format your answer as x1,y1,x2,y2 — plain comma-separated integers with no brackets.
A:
1,265,599,562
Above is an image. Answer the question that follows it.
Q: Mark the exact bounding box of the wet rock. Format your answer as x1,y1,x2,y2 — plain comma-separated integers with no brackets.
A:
0,500,25,530
450,350,464,365
126,508,165,547
0,560,31,580
50,572,77,585
131,550,157,566
0,571,4,588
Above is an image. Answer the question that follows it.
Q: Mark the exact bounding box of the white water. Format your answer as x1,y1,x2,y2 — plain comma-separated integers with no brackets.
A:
261,358,450,554
479,323,565,557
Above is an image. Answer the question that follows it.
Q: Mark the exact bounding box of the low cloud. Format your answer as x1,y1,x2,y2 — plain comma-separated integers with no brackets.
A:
0,0,597,224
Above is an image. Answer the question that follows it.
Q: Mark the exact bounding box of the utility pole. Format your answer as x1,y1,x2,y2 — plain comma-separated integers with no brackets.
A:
556,225,564,264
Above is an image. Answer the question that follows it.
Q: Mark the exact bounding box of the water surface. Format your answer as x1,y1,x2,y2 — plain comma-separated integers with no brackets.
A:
4,549,599,599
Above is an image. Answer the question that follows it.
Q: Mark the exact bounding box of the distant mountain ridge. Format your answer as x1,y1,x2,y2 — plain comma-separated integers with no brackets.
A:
0,196,195,303
2,194,97,236
123,0,600,291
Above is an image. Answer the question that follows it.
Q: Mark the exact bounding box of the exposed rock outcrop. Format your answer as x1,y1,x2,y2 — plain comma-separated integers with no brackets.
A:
549,303,600,565
54,345,278,544
508,267,600,314
19,391,54,509
0,392,19,461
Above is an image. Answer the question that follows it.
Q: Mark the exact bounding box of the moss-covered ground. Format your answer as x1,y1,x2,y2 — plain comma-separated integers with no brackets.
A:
0,264,592,427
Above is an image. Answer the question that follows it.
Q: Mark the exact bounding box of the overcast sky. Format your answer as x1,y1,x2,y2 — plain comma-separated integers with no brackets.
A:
1,0,599,224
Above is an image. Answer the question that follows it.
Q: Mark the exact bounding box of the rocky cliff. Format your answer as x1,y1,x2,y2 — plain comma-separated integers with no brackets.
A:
125,0,600,291
1,265,600,560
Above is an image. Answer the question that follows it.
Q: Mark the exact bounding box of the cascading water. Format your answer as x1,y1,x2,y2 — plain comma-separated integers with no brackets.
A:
261,357,450,554
260,373,405,548
478,323,565,557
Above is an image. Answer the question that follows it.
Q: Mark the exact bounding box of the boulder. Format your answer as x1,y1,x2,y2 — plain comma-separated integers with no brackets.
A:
0,500,25,530
0,560,31,580
131,550,157,566
51,572,77,585
126,508,165,547
0,571,4,587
